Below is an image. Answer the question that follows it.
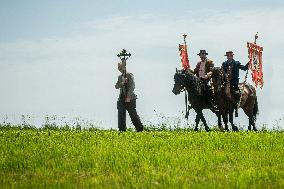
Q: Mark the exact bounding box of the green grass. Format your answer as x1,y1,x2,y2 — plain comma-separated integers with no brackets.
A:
0,127,284,189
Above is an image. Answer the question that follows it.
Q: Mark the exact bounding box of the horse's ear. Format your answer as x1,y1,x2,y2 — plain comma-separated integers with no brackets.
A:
176,68,178,73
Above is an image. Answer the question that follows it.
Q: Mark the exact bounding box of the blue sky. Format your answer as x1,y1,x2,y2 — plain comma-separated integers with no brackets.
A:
1,0,283,42
0,1,283,129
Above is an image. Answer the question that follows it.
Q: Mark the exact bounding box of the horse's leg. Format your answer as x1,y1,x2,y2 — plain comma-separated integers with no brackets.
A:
199,110,210,132
222,113,229,131
243,98,258,132
253,120,258,131
251,115,258,131
194,113,201,131
248,115,252,131
252,97,258,131
217,112,224,131
229,108,239,131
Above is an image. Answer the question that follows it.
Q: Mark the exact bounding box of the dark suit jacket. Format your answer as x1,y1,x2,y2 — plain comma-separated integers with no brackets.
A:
222,59,249,87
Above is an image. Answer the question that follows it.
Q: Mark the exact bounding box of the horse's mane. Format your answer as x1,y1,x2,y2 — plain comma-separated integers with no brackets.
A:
180,70,207,96
212,67,222,76
211,67,224,85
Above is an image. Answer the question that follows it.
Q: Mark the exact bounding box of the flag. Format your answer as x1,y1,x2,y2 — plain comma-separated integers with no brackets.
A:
179,44,190,70
247,42,264,88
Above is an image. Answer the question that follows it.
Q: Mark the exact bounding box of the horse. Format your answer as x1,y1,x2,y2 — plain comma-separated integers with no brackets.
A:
211,67,259,131
172,69,223,131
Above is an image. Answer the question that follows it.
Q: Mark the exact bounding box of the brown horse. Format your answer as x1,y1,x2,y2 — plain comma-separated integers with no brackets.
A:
211,67,259,131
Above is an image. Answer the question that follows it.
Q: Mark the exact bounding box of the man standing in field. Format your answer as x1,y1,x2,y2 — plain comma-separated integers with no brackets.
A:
115,62,144,132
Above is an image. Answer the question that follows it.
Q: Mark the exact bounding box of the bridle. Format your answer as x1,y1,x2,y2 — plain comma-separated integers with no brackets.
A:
174,71,190,120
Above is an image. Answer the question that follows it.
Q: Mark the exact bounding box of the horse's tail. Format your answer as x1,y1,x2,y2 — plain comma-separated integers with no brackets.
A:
253,96,259,117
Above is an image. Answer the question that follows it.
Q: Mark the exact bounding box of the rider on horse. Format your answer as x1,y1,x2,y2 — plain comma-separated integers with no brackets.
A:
194,50,214,80
193,50,215,107
222,51,249,114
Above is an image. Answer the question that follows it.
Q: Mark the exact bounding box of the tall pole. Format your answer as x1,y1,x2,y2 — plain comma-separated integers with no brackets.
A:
117,49,131,99
183,34,187,46
182,34,190,121
254,32,259,44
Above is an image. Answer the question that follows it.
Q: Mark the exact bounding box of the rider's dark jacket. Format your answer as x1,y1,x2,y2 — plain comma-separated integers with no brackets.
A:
222,59,249,87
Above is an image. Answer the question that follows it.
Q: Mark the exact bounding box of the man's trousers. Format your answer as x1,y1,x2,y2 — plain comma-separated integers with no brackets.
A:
117,99,143,132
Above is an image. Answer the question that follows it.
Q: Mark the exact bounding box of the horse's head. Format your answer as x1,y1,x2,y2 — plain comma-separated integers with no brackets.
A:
172,68,187,95
211,67,224,92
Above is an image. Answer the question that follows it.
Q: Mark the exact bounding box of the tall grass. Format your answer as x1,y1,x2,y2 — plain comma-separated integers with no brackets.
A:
0,126,284,188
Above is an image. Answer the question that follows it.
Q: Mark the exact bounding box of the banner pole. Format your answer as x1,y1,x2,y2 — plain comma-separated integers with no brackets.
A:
183,34,187,46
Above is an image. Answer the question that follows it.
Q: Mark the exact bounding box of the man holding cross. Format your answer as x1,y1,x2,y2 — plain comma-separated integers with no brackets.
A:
115,50,144,132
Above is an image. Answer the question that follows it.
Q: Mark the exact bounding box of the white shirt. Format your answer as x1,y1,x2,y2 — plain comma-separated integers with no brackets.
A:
199,60,206,78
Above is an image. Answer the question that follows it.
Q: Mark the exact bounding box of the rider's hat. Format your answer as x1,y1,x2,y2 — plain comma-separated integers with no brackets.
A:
224,51,234,56
197,50,208,55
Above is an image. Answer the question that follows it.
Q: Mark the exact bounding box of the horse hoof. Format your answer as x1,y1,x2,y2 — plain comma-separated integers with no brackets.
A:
205,128,211,132
232,127,239,132
218,125,224,131
194,128,198,131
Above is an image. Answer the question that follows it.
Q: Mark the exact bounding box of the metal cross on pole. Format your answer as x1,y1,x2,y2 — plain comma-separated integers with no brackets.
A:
117,49,131,99
117,49,131,74
117,48,131,72
117,49,131,61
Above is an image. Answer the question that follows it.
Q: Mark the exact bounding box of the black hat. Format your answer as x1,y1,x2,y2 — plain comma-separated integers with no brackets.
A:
197,50,208,55
224,51,234,56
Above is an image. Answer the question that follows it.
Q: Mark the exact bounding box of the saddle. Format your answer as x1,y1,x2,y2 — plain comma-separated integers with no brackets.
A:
224,83,253,102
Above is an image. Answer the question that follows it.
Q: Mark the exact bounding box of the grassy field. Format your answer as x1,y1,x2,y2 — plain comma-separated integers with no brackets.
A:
0,127,284,189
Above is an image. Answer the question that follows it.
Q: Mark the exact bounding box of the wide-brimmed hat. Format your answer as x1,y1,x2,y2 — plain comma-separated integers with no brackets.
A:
224,51,234,56
197,50,208,55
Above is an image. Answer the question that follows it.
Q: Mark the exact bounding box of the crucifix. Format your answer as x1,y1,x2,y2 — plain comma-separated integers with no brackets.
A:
117,49,131,98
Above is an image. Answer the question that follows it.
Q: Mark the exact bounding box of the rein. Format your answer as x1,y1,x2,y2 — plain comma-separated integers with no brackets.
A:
178,72,190,120
184,88,192,120
182,73,193,120
185,89,189,119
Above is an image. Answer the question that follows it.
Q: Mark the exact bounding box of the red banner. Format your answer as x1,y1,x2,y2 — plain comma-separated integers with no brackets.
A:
247,42,264,88
179,44,190,70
